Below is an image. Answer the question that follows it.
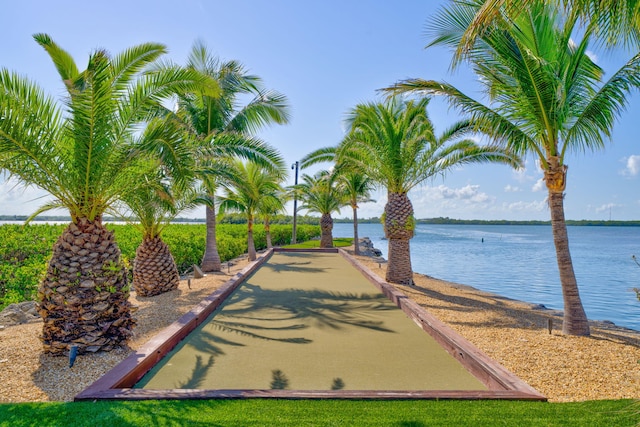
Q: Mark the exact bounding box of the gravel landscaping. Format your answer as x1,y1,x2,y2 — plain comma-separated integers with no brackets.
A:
1,247,638,403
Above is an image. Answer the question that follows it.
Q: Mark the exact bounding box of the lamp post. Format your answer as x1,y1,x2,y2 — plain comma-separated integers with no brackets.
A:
291,161,299,244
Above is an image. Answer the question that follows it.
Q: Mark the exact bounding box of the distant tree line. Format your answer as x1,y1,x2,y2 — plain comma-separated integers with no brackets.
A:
4,214,639,227
332,216,640,226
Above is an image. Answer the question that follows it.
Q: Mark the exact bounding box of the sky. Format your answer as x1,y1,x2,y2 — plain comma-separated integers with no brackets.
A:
0,0,639,221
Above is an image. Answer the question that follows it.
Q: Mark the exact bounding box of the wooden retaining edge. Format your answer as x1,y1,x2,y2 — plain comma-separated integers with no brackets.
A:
73,388,545,401
338,249,546,401
75,249,274,401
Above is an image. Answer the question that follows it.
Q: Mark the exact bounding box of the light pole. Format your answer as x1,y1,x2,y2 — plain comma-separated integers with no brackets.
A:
291,161,299,244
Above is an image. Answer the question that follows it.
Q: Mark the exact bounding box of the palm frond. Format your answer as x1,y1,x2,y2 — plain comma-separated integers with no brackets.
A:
32,33,80,91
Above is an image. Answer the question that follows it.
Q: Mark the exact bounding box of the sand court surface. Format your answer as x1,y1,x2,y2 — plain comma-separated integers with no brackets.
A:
135,252,486,391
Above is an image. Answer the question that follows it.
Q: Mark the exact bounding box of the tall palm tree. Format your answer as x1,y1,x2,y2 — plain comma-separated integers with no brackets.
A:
387,1,640,334
219,160,286,261
178,40,290,272
297,170,347,248
0,35,207,354
448,0,639,67
338,171,376,256
342,97,521,285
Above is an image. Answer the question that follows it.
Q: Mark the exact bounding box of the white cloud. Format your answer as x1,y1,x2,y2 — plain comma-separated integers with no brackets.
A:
504,184,521,192
622,155,640,176
341,184,555,221
585,50,598,63
0,177,56,216
532,178,545,192
594,203,623,214
428,184,493,203
502,199,547,213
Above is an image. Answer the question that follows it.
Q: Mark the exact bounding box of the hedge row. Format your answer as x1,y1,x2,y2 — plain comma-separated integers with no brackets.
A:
0,223,320,310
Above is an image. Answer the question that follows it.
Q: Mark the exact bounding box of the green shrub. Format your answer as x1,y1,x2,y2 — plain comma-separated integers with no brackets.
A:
0,223,320,310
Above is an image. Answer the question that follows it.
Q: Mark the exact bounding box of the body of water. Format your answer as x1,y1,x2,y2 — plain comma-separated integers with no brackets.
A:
333,223,640,331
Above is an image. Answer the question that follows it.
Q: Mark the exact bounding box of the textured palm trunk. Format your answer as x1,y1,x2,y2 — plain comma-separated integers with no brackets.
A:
384,192,414,285
352,204,360,256
265,217,273,249
133,236,180,297
37,218,135,355
320,213,334,248
546,159,590,336
247,215,257,261
201,203,221,272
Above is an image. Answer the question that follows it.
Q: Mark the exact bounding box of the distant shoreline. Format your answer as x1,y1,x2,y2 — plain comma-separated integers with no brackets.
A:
2,215,640,227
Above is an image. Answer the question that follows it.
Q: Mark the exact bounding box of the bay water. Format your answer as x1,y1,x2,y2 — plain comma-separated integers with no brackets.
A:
333,223,640,331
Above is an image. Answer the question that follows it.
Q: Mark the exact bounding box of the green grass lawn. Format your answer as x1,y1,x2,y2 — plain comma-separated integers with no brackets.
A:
283,237,353,249
0,399,637,426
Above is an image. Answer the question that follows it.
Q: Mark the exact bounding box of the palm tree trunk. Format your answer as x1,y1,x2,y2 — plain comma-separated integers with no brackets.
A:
37,217,135,355
201,203,221,272
265,217,273,249
549,191,590,336
384,192,414,285
352,205,360,256
247,215,257,261
320,213,334,248
133,236,180,297
544,159,590,336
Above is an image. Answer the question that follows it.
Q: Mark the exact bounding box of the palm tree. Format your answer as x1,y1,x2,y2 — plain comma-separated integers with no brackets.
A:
301,149,376,255
258,190,287,249
297,171,347,248
0,35,207,354
448,0,639,67
115,126,206,297
338,171,376,255
219,160,286,261
178,40,290,272
342,97,521,285
387,1,640,334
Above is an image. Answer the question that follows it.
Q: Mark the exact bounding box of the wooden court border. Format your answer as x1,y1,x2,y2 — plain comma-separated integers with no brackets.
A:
75,247,546,401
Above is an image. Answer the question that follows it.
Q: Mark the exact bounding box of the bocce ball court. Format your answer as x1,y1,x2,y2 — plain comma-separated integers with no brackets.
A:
75,248,545,401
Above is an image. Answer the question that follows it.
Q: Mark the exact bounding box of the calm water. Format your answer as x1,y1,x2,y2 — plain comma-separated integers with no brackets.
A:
333,223,640,331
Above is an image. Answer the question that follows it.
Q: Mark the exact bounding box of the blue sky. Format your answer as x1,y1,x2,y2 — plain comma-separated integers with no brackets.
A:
1,0,639,220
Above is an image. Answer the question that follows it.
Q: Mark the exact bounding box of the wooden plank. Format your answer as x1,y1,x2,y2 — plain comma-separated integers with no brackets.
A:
76,387,546,401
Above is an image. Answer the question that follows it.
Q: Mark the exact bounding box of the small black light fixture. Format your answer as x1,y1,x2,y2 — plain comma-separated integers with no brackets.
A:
69,345,78,368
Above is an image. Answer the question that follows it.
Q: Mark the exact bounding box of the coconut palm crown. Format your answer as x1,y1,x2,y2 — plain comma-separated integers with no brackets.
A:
342,97,521,285
387,1,640,334
448,0,639,68
0,34,208,354
177,40,290,272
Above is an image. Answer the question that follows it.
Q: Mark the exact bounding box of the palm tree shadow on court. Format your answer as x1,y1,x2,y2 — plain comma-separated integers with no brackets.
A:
219,283,397,333
261,260,329,274
157,283,398,389
177,355,215,389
